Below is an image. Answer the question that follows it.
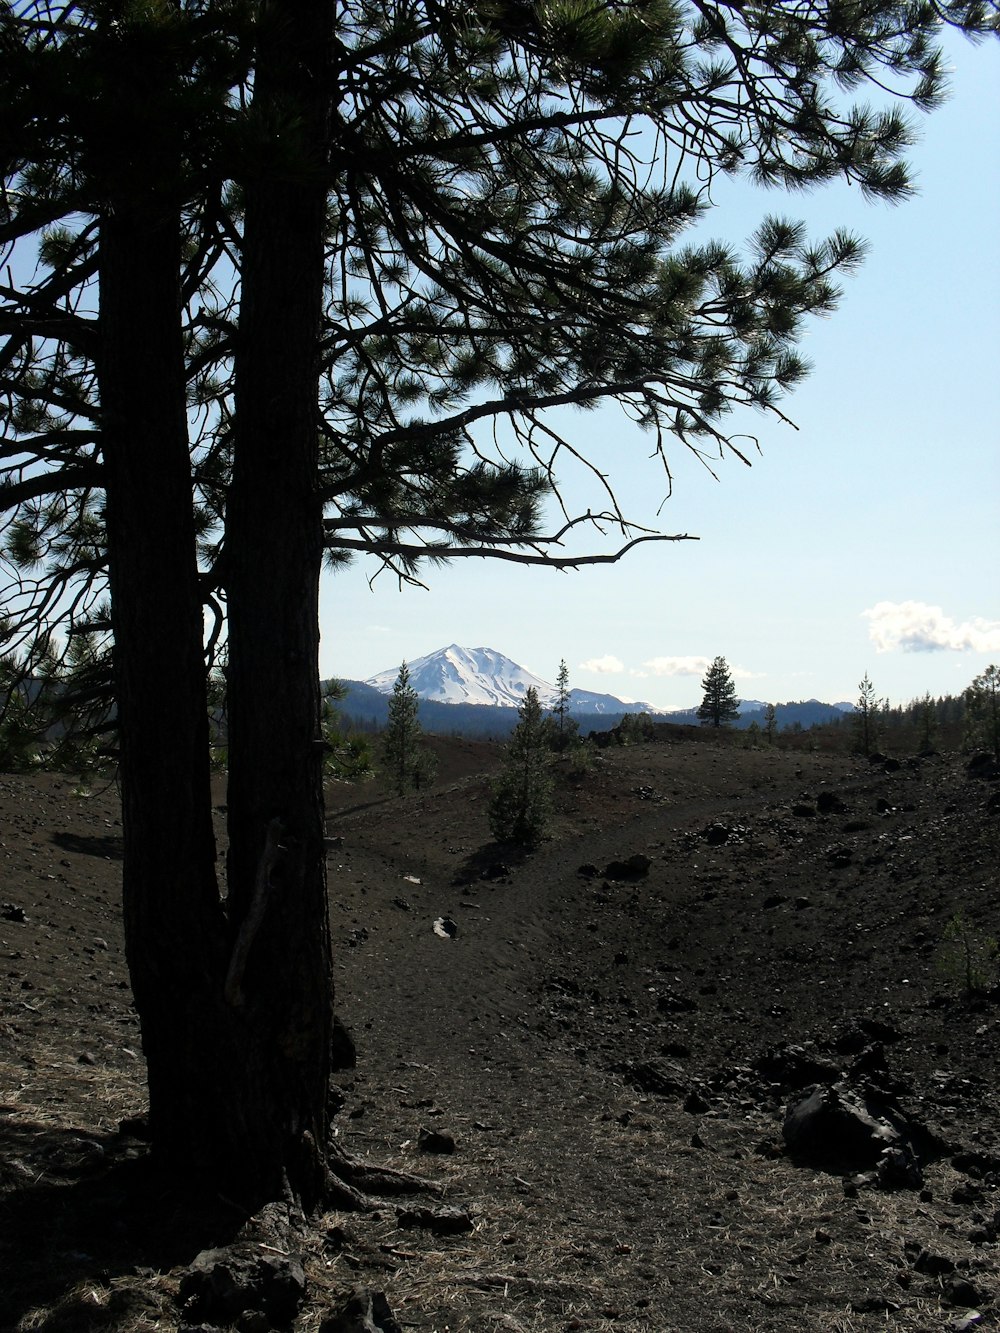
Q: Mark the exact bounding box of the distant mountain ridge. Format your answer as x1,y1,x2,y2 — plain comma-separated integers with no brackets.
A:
335,645,855,737
365,644,654,715
662,698,854,730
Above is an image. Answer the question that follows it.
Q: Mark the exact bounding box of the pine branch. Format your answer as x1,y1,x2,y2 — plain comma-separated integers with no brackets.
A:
324,530,696,569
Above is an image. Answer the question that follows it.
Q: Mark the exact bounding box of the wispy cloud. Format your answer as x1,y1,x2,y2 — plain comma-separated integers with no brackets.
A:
863,601,1000,654
642,655,711,678
642,655,760,681
579,655,625,674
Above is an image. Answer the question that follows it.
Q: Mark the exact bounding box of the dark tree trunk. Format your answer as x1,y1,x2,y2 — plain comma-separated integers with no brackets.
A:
222,0,334,1210
96,2,335,1212
99,200,231,1176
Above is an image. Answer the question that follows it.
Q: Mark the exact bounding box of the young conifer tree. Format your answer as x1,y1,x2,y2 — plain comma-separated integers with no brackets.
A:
763,703,779,745
915,691,939,754
381,662,432,794
698,657,740,728
547,659,579,752
854,672,881,755
489,687,554,847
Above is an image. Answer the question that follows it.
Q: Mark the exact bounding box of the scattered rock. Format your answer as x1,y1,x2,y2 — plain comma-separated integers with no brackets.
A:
396,1204,473,1235
701,822,731,846
754,1045,840,1089
179,1248,306,1327
912,1246,956,1276
816,790,848,815
656,988,697,1014
952,1149,1000,1180
858,1016,904,1044
432,917,458,939
967,753,999,780
602,854,651,880
236,1312,269,1333
616,1058,688,1097
418,1127,456,1154
683,1090,709,1114
850,1294,900,1314
319,1287,403,1333
825,845,853,868
876,1143,922,1189
951,1313,985,1332
834,1029,868,1056
661,1040,691,1059
783,1083,923,1185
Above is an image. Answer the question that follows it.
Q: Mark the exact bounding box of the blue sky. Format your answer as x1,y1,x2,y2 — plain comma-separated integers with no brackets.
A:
320,29,1000,710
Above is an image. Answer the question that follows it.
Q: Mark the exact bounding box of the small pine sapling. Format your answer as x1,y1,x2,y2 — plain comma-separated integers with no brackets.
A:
488,686,553,847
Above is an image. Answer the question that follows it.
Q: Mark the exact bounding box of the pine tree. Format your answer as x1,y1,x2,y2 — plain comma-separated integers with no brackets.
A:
964,665,1000,761
854,672,882,755
546,660,580,753
0,657,40,772
763,703,779,745
915,691,939,755
489,687,554,847
381,663,434,794
2,0,995,1208
322,681,374,782
698,658,740,728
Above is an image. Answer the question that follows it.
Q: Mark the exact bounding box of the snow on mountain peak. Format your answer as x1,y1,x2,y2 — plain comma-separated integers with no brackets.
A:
366,645,557,709
365,645,658,714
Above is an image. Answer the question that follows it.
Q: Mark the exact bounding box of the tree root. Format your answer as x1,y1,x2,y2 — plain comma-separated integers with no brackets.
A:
324,1141,444,1212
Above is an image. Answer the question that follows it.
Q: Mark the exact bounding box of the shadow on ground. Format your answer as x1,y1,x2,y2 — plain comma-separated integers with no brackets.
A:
0,1116,241,1330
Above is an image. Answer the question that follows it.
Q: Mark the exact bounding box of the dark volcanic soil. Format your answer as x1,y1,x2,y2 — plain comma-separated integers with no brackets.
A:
1,733,999,1332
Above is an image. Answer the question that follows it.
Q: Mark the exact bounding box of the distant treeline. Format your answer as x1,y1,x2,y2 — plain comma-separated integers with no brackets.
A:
331,680,972,748
820,692,968,753
331,678,626,740
0,669,982,776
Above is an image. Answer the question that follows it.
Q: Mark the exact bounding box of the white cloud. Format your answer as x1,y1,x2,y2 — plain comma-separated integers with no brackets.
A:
863,601,1000,654
642,655,710,678
641,656,760,681
579,654,625,674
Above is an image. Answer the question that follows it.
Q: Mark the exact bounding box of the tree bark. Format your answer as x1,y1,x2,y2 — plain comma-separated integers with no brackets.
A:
96,2,335,1212
223,0,334,1210
99,198,230,1176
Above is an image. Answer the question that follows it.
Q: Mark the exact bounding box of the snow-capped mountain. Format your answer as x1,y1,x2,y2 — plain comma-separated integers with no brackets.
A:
366,645,653,714
367,645,553,709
